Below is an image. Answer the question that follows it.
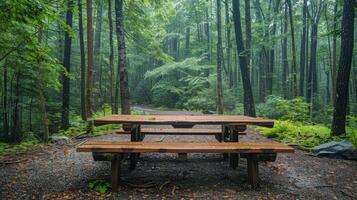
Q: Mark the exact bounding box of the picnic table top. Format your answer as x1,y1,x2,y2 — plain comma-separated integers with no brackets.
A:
94,114,274,127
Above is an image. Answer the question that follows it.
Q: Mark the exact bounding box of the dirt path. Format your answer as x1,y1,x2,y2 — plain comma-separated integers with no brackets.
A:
1,109,356,199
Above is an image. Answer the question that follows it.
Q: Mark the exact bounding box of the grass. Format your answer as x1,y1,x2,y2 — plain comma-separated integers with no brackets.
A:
256,120,357,151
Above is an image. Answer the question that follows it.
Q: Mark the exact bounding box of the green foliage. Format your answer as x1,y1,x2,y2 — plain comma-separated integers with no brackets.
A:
0,133,39,155
88,180,111,194
257,120,357,150
257,95,310,122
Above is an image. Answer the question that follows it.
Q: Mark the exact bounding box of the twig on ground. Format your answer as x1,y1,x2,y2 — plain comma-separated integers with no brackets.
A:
159,181,171,191
171,185,176,195
124,181,156,188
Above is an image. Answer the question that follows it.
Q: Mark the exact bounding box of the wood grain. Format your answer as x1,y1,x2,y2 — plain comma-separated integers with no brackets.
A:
94,115,274,127
77,141,294,153
115,128,247,135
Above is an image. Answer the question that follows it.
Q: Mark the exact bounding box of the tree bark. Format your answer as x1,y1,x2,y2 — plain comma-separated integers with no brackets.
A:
331,1,338,104
86,0,94,133
115,0,131,114
282,3,289,99
224,0,233,88
3,62,8,141
287,0,297,98
331,0,355,135
94,0,103,109
61,0,73,130
244,0,251,67
108,0,115,114
232,0,256,117
299,0,307,97
78,0,87,121
216,0,224,114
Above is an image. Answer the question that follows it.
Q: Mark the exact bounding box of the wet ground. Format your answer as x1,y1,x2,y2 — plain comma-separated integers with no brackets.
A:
0,109,356,199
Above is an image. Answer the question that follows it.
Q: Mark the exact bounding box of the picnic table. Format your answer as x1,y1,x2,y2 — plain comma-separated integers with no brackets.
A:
77,114,294,190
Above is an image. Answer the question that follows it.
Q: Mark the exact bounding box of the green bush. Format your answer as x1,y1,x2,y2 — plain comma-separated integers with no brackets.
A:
257,95,310,122
88,180,111,194
256,120,357,150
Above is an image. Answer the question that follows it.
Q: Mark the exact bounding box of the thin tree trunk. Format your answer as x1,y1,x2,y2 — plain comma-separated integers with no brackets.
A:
86,0,94,134
3,62,9,141
224,0,233,88
185,27,190,56
299,0,307,97
94,1,103,110
232,0,256,117
282,3,289,99
108,0,115,114
216,0,224,114
307,23,318,106
244,0,251,67
78,0,87,121
331,0,355,135
61,0,73,130
331,1,338,104
115,0,130,114
287,0,297,98
11,72,20,143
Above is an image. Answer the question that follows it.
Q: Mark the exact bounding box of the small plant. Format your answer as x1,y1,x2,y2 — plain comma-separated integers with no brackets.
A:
88,180,111,194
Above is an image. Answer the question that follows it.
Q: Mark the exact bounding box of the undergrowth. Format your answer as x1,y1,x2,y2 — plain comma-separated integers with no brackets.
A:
256,120,357,151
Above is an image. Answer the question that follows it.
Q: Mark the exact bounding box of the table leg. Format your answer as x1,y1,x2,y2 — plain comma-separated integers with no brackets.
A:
228,125,246,169
247,154,259,188
130,125,140,170
111,154,122,192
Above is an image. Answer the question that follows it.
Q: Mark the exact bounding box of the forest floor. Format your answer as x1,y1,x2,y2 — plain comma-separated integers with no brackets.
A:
0,108,357,200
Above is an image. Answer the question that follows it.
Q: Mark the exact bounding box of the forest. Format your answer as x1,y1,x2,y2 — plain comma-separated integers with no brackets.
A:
0,0,356,151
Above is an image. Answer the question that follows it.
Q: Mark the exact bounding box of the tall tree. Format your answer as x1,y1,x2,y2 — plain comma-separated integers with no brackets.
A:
108,0,115,114
299,0,307,97
331,1,338,104
282,2,289,99
77,0,87,121
224,0,233,88
287,0,297,98
331,0,355,135
94,0,103,108
115,0,131,114
216,0,224,114
86,0,94,133
61,0,74,130
232,0,256,117
306,0,324,111
3,62,8,140
244,0,251,67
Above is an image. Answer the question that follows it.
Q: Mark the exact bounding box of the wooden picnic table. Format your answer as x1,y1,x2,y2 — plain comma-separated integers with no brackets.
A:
93,114,274,169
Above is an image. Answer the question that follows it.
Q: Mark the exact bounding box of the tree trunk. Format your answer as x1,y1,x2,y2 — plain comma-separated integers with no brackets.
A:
331,1,338,104
115,0,131,114
331,0,355,136
11,72,20,143
3,62,9,141
307,23,318,106
244,0,251,67
299,0,307,97
224,0,233,88
185,26,190,56
94,0,103,109
61,0,73,130
232,0,256,117
287,0,297,98
108,0,115,114
86,0,94,134
78,0,87,121
282,3,289,99
216,0,224,114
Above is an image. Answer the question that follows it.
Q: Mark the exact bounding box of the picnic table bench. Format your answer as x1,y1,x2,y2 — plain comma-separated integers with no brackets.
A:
77,114,294,190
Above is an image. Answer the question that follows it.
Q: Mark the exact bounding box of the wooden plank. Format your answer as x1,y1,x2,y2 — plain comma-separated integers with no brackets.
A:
115,128,246,135
77,141,295,154
94,115,274,127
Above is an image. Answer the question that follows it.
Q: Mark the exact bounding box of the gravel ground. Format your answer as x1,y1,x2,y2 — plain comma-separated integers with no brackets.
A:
0,109,356,200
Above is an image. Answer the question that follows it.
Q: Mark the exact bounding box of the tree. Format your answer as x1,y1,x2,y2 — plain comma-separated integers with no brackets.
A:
94,0,103,108
331,1,338,103
115,0,130,114
61,0,74,130
86,0,94,133
299,0,307,97
306,0,325,111
77,0,87,121
282,2,289,99
287,0,297,98
232,0,256,117
331,0,355,136
108,0,115,114
216,0,224,114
